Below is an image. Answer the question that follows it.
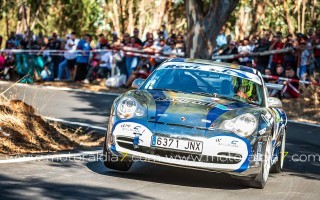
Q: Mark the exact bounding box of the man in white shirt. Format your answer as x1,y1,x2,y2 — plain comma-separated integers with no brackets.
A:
238,38,252,65
56,32,79,81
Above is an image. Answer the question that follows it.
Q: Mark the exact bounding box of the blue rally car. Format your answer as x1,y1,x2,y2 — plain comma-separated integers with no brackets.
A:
103,58,287,188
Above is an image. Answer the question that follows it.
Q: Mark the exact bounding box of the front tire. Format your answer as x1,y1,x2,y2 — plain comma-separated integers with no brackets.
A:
248,138,272,189
270,130,286,173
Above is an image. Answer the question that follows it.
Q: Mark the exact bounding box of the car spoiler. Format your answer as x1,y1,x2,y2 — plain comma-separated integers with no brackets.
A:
265,83,284,91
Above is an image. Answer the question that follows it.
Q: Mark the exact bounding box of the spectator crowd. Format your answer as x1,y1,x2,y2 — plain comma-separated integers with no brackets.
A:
213,26,320,98
0,25,320,99
0,24,185,87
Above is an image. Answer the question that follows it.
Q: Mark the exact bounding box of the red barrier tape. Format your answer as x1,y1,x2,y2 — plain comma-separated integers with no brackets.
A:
0,47,184,58
262,74,320,86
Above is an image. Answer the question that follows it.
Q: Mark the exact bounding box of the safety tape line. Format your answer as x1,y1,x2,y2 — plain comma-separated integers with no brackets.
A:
262,75,320,86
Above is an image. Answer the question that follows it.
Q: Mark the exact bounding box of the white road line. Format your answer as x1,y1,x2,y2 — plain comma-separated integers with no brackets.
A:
0,150,102,164
43,116,107,131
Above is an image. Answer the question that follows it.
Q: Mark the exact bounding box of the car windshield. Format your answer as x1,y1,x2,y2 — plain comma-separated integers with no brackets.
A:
141,68,264,106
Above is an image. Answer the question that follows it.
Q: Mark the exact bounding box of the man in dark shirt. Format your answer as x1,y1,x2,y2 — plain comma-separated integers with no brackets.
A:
253,37,270,73
133,28,143,46
221,41,238,63
46,33,61,78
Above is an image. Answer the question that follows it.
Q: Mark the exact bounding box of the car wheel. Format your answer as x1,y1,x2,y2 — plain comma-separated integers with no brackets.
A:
248,138,272,189
102,137,132,171
270,130,286,173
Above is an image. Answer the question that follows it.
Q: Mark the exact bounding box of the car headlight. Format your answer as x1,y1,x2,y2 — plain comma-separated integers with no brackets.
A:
219,113,257,137
117,97,147,119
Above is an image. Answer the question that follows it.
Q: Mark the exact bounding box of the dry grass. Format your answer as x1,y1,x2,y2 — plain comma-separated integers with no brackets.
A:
0,99,104,155
282,73,320,124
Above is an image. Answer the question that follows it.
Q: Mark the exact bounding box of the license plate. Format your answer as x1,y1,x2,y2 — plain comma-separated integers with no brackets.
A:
151,136,203,153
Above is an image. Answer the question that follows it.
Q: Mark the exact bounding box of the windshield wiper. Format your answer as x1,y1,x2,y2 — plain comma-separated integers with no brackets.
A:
152,88,181,93
191,92,215,97
218,94,259,105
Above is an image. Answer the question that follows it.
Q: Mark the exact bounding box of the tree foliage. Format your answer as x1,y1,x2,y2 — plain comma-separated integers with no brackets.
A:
227,0,320,40
0,0,319,43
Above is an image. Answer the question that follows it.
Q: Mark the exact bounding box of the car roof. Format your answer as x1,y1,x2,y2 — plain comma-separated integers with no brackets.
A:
160,58,262,85
167,58,259,75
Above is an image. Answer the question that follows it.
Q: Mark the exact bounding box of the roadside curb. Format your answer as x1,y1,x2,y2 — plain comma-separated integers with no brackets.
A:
0,80,121,96
43,116,107,131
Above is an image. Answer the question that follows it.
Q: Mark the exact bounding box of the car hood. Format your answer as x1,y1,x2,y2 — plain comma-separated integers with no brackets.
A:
124,89,257,129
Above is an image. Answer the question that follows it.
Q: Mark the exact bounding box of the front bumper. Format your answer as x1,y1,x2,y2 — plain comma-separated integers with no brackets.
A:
106,120,264,176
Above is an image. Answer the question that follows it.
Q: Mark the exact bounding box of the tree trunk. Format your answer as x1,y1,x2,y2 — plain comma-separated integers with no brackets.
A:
237,5,250,40
186,0,239,59
138,0,146,38
6,13,9,37
297,5,300,33
283,0,294,34
126,0,134,34
249,1,266,37
162,0,172,24
113,0,121,36
310,0,316,27
148,0,167,32
301,0,306,34
120,0,127,34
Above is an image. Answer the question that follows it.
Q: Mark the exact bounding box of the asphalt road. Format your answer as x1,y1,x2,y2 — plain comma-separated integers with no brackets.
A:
0,82,319,200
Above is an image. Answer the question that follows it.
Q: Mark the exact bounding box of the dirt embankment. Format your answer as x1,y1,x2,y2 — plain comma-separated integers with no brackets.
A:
0,99,104,155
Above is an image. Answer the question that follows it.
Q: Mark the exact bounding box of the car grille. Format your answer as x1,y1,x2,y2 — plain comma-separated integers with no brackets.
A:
115,136,242,164
147,120,214,131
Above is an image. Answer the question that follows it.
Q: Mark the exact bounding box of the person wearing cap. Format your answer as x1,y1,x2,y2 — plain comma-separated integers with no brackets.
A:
163,40,177,56
221,41,238,63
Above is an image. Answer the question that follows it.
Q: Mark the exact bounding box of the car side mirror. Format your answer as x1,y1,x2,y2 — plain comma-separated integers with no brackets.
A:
268,97,282,108
132,78,145,89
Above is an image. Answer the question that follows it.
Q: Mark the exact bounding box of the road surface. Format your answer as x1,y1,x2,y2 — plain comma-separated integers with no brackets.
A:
0,82,319,199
